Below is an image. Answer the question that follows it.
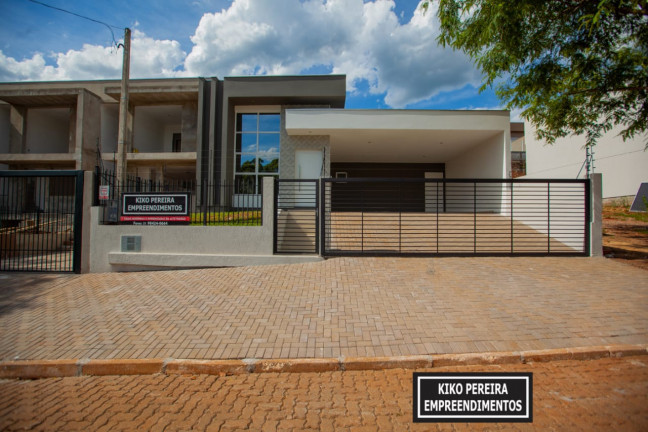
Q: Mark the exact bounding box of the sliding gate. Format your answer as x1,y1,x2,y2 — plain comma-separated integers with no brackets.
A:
320,178,590,257
0,171,84,272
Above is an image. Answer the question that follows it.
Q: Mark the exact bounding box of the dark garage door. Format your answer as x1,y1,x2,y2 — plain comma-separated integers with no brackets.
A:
329,163,444,212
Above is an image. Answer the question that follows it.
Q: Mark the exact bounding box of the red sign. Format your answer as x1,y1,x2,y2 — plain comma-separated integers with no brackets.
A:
99,185,110,200
120,215,190,222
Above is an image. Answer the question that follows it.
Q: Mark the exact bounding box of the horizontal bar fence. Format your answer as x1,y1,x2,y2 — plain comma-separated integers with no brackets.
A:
274,179,319,254
94,168,262,226
0,170,83,273
322,178,590,257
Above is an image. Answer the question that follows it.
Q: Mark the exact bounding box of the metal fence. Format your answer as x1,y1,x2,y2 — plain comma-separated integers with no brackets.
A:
0,170,84,272
321,178,590,256
94,168,262,226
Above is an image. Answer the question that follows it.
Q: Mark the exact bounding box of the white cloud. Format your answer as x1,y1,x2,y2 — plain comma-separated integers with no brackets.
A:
509,107,525,122
0,0,481,108
0,30,185,81
0,51,50,82
184,0,481,107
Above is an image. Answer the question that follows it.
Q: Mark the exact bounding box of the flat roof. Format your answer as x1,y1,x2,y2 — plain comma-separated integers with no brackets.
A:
285,109,511,163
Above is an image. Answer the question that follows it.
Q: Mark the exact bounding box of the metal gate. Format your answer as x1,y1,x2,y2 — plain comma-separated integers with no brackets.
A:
0,171,84,272
320,178,590,257
274,179,319,254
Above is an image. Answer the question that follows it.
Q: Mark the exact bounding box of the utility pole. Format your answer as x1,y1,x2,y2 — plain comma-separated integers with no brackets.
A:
116,27,131,186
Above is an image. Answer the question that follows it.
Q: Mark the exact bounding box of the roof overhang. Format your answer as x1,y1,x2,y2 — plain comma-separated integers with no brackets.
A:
0,88,84,106
285,109,510,163
105,84,199,104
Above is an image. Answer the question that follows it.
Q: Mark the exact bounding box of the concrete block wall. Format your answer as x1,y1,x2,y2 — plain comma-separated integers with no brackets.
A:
280,106,330,179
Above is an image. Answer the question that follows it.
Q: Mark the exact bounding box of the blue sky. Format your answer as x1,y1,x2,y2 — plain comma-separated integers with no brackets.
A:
0,0,508,114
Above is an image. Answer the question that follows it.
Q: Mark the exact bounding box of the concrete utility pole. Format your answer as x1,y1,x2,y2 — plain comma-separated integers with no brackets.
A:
116,27,131,186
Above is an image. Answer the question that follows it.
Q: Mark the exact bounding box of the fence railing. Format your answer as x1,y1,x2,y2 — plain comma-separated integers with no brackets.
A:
94,168,262,226
1,170,83,273
321,178,590,256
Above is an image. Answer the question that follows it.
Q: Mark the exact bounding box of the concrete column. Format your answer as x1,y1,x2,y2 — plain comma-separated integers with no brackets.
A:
196,78,208,192
127,104,134,152
75,90,102,171
181,101,197,152
9,105,26,153
80,170,94,273
70,104,78,157
590,173,603,257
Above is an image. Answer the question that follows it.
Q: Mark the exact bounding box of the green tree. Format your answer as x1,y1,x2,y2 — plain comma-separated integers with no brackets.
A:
423,0,648,147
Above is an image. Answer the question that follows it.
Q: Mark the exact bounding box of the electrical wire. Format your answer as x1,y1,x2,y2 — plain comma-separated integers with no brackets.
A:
26,0,124,47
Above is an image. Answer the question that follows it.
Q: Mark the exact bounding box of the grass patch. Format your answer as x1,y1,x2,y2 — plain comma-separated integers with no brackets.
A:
603,205,648,223
190,211,262,226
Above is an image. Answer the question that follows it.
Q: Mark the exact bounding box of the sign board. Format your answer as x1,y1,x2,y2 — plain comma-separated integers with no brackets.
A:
120,192,191,225
413,372,532,423
98,185,110,200
630,182,648,212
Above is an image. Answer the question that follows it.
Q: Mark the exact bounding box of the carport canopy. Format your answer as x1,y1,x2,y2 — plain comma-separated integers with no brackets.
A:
285,109,511,178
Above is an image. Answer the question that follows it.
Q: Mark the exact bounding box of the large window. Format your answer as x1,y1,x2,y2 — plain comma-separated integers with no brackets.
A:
234,112,280,194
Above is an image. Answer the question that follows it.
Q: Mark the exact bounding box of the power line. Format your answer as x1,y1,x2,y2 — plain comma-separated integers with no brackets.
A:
27,0,124,46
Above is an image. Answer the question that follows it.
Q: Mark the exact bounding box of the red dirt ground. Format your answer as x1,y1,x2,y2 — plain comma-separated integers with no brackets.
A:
603,205,648,270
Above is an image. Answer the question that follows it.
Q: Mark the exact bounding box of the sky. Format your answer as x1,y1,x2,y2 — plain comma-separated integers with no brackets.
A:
0,0,517,117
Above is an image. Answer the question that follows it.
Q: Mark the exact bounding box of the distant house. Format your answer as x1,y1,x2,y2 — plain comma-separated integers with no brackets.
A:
523,121,647,200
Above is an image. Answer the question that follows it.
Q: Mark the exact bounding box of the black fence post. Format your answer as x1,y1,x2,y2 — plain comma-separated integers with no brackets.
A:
93,166,100,206
473,181,477,253
547,182,551,254
319,178,326,256
510,181,514,254
273,178,279,254
73,171,84,274
202,179,208,226
584,178,591,256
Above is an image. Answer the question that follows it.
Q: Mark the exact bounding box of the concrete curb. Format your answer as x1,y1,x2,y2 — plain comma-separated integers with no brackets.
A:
0,344,646,380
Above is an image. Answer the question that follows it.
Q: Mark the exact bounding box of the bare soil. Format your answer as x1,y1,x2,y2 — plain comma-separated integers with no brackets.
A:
603,205,648,270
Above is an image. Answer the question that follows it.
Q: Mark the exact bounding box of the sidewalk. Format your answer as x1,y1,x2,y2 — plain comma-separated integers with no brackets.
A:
1,256,646,362
2,356,646,431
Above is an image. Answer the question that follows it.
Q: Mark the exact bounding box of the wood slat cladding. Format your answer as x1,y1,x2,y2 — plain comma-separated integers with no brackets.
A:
330,163,445,212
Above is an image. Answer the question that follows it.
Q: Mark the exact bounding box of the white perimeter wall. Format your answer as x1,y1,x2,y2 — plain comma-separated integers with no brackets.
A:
443,132,508,213
524,121,648,198
86,178,319,272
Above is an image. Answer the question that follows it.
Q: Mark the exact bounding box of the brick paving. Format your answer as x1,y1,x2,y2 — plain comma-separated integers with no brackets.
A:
0,356,646,431
0,257,646,361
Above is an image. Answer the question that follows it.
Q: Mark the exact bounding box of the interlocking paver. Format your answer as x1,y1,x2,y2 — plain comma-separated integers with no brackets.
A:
0,356,646,431
0,257,646,361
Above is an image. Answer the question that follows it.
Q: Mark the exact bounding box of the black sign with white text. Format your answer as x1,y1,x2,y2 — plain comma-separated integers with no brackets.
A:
413,372,532,423
121,192,191,225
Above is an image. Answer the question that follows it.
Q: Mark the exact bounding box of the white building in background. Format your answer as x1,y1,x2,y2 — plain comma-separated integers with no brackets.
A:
523,121,647,199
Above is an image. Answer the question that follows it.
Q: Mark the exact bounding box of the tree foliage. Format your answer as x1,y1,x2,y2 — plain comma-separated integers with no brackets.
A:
423,0,648,147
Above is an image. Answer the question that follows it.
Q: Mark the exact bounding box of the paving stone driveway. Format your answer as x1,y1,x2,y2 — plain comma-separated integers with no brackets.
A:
0,257,646,361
